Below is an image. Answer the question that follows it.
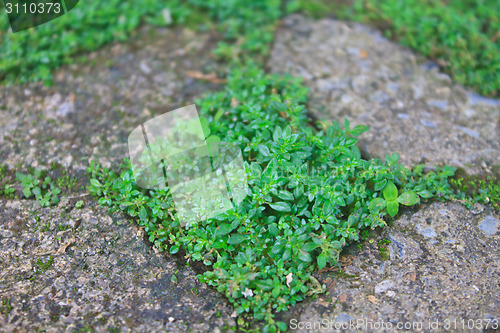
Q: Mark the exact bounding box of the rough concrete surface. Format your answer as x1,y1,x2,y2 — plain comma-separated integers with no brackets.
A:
270,15,500,175
1,14,499,332
0,199,233,332
280,202,500,333
0,25,222,171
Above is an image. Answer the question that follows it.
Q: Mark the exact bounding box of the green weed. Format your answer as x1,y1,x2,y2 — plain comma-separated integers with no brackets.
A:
31,256,54,280
87,66,460,332
16,169,61,207
450,168,500,209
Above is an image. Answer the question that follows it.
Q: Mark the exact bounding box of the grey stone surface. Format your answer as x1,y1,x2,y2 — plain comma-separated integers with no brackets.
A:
0,199,233,332
269,14,500,332
270,15,500,175
0,25,222,171
280,202,500,332
374,280,394,294
478,215,499,237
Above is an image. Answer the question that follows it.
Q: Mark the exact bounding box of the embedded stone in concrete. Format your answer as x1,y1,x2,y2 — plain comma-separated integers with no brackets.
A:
478,215,499,237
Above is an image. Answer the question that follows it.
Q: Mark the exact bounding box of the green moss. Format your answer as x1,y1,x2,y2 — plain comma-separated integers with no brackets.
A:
377,239,391,261
0,299,13,315
450,167,500,209
36,256,53,272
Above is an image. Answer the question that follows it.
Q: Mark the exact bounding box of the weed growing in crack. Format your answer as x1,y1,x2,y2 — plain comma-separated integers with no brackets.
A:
16,169,61,207
86,67,464,332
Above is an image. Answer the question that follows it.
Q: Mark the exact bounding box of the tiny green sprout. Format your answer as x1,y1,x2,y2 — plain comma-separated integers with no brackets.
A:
75,200,84,209
35,256,53,273
2,184,16,198
378,239,391,261
369,181,419,217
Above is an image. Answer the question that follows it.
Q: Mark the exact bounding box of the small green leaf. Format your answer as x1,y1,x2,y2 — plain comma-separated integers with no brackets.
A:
138,206,147,220
418,190,433,199
383,181,398,201
272,286,281,298
386,200,399,217
368,198,386,212
169,245,179,254
374,179,387,191
276,190,294,201
344,118,350,131
273,126,283,141
90,179,102,188
255,279,274,290
298,250,312,262
269,202,291,212
199,117,211,137
282,248,291,261
386,153,400,163
270,100,287,112
323,200,334,215
214,108,225,121
268,224,280,236
276,321,287,332
317,253,327,270
302,242,318,252
23,187,32,198
271,243,283,254
397,191,419,206
215,223,233,236
258,145,271,157
206,135,221,144
350,124,370,136
228,234,246,244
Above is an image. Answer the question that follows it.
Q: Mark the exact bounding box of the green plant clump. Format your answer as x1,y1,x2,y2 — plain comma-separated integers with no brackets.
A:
0,165,16,198
340,0,500,97
16,169,61,207
87,66,459,331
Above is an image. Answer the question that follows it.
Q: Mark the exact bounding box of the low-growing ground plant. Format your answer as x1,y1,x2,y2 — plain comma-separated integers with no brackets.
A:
16,169,61,207
87,66,462,332
450,168,500,210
